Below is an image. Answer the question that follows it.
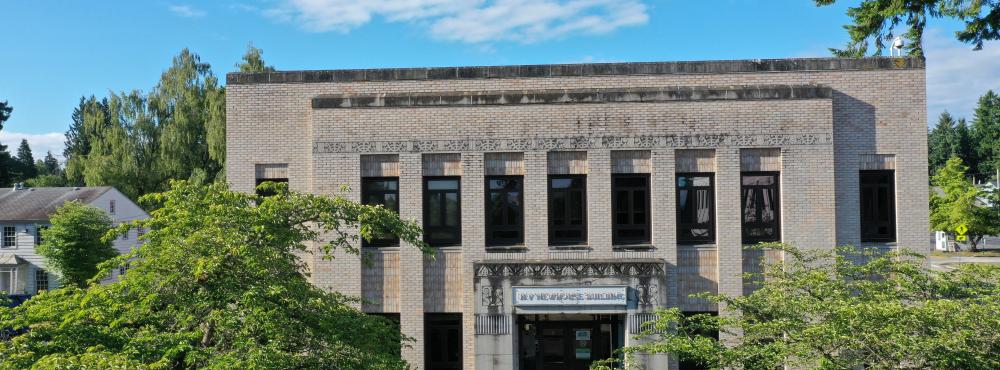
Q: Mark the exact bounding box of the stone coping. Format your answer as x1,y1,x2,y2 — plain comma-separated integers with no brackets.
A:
312,85,832,109
228,57,922,85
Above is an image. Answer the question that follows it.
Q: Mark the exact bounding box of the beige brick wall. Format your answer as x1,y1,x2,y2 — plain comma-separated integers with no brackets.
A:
226,59,928,369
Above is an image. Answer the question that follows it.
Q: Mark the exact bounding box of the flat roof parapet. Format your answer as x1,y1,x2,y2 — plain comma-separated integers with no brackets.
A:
227,57,923,85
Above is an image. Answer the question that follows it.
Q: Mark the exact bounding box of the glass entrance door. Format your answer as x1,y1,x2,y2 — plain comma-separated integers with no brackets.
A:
519,315,621,370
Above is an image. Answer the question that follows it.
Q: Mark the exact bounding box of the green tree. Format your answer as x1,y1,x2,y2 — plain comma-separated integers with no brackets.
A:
14,139,37,182
599,244,1000,370
931,157,999,251
236,42,276,73
0,100,13,186
38,151,60,176
815,0,1000,57
64,96,106,186
36,201,117,288
25,175,67,188
971,90,1000,181
928,111,959,174
0,181,429,369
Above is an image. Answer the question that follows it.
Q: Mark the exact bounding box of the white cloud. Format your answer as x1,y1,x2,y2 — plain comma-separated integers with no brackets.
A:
265,0,648,43
924,28,1000,125
0,132,66,162
169,4,207,18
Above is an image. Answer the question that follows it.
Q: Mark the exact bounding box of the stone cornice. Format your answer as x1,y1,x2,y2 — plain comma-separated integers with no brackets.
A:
228,57,922,85
473,259,666,278
311,85,831,109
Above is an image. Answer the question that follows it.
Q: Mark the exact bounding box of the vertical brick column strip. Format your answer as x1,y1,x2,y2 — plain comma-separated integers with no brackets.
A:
461,153,485,370
715,148,744,343
398,153,426,367
588,151,613,258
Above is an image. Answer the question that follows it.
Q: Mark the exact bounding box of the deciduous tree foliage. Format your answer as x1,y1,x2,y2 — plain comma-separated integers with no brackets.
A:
931,157,1000,251
599,244,1000,370
36,201,117,288
815,0,1000,57
0,181,430,369
237,42,276,73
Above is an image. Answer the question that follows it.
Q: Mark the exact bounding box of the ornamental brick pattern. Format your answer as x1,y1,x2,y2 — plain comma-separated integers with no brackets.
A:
226,57,928,370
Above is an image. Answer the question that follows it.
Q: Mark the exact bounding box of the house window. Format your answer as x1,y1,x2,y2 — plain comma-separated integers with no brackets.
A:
741,172,780,243
109,200,116,214
119,262,130,277
362,177,400,247
255,178,289,197
425,313,462,370
424,177,461,247
612,174,651,245
860,170,895,242
35,269,48,292
122,229,129,240
486,176,524,247
2,226,14,248
549,175,587,245
677,173,715,244
0,267,14,293
35,225,47,245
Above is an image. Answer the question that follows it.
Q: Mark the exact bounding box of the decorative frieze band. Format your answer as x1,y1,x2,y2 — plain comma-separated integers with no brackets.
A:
314,133,832,154
473,259,666,278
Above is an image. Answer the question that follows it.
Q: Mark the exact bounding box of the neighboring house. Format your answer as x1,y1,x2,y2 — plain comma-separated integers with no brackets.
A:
0,186,148,296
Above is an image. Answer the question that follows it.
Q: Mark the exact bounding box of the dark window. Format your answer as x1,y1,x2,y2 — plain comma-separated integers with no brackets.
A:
677,173,715,244
35,225,47,245
109,200,116,215
486,176,524,247
424,177,461,247
860,170,895,242
425,313,462,370
255,178,289,197
549,175,587,245
2,226,14,248
741,172,780,244
612,174,651,245
362,177,400,247
35,269,48,292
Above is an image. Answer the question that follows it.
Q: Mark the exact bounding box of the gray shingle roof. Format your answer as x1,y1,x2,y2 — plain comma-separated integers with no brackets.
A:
0,187,113,222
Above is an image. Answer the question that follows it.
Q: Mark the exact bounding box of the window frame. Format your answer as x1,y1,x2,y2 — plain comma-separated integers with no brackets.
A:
740,171,781,244
361,177,401,248
109,199,116,215
485,175,525,247
425,313,463,370
676,172,716,245
1,226,15,248
35,225,47,245
423,176,462,247
35,269,48,292
548,174,588,246
0,267,14,294
859,170,896,242
612,174,652,246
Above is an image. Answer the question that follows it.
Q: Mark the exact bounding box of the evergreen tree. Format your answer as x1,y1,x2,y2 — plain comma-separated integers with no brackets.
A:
40,151,60,176
971,90,1000,181
928,111,958,174
814,0,1000,57
64,97,108,186
0,100,12,186
14,139,37,182
954,118,976,173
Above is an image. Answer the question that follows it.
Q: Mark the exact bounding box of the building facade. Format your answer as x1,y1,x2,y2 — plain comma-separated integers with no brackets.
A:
0,186,148,297
226,57,928,370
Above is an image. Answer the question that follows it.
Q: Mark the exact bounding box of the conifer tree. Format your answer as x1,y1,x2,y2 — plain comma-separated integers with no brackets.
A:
14,139,37,182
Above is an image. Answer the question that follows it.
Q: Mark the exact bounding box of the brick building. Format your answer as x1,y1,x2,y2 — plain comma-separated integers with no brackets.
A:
225,57,928,370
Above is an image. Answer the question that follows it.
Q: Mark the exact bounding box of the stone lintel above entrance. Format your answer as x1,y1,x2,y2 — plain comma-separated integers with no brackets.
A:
473,258,665,278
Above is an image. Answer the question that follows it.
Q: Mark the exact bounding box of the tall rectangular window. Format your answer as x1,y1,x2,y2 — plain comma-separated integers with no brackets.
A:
35,225,47,245
549,175,587,245
612,174,650,245
424,177,461,247
486,176,524,247
677,173,715,244
35,269,48,292
2,226,14,248
0,267,14,293
362,177,400,247
109,200,116,215
425,313,462,370
860,170,895,242
741,172,780,243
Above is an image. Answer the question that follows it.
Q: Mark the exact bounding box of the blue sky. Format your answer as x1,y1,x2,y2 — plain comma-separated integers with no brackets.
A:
2,1,998,159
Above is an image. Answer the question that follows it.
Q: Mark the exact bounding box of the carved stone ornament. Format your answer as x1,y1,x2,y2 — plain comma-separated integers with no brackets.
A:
474,260,665,279
315,133,831,154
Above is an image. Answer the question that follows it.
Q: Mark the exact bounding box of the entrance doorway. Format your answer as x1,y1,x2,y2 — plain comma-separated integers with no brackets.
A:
518,314,623,370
